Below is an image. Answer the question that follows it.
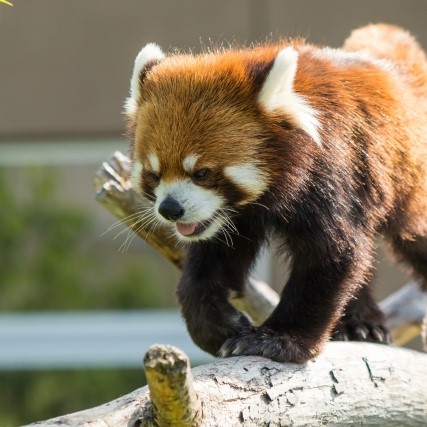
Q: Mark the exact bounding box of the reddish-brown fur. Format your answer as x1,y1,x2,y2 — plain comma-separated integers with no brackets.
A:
127,24,427,362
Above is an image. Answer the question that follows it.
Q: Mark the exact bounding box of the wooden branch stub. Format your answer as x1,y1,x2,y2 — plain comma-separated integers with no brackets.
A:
143,344,202,427
93,151,185,267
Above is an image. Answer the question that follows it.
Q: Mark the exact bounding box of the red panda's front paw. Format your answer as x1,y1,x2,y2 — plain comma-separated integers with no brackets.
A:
218,327,317,363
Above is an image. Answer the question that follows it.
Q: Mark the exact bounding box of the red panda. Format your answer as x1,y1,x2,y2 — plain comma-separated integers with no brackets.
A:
125,24,427,363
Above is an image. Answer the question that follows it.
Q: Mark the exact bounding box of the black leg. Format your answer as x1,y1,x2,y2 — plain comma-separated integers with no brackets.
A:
220,233,376,363
177,225,263,356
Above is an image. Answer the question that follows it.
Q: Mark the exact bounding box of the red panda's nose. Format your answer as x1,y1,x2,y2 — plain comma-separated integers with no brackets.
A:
158,197,185,221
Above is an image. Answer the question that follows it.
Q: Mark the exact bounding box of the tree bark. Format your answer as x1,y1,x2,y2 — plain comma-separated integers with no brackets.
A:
29,342,427,426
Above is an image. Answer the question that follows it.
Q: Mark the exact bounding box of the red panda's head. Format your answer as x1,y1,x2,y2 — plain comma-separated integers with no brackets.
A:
125,43,321,242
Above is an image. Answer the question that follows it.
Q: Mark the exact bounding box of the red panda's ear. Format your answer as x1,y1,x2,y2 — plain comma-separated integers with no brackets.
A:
124,43,165,115
258,47,321,145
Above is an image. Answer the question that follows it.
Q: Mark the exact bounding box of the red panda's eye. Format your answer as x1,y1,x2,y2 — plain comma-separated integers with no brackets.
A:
148,172,160,183
192,168,210,180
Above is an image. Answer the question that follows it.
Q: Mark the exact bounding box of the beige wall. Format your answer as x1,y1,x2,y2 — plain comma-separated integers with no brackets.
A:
1,0,427,138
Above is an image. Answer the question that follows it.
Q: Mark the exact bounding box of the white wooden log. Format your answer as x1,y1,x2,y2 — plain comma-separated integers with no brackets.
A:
28,342,427,426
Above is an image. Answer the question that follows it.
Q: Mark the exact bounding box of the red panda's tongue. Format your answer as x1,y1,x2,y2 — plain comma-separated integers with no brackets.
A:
176,222,197,236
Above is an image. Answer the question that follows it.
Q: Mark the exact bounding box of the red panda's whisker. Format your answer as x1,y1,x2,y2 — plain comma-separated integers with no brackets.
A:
113,217,147,241
217,210,252,243
102,209,151,235
118,213,160,252
122,215,162,252
119,228,135,253
145,217,164,239
250,201,270,211
112,211,156,241
211,216,235,248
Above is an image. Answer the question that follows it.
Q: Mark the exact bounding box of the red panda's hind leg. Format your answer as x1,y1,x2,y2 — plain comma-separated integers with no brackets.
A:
332,286,390,343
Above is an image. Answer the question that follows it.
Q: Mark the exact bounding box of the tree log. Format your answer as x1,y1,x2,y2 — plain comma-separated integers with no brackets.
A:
29,342,427,426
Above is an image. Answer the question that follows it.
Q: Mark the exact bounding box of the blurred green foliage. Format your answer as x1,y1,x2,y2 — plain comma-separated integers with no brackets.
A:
0,167,178,426
0,167,177,311
0,369,146,426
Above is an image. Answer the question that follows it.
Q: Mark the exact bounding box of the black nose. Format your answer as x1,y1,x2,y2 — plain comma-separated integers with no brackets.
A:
158,197,185,221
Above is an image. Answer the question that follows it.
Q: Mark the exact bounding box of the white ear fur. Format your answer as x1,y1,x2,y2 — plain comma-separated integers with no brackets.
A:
258,47,321,145
125,43,165,114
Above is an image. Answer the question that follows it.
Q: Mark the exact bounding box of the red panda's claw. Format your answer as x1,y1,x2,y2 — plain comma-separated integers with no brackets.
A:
332,322,391,344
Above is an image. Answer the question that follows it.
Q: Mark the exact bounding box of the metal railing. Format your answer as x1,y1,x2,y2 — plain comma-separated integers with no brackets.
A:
0,310,213,370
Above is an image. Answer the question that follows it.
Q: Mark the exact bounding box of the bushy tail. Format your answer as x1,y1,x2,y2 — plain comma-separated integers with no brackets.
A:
343,24,427,79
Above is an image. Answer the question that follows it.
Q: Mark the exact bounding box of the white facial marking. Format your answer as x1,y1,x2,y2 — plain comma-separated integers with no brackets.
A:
130,160,143,192
258,46,322,146
225,164,268,199
182,154,199,173
125,43,165,114
154,180,224,241
148,153,160,173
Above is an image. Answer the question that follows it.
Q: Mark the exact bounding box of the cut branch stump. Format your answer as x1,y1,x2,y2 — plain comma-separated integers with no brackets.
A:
142,345,202,427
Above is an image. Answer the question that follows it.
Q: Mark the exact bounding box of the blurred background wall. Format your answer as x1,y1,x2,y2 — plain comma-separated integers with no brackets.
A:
1,0,427,137
1,0,426,424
